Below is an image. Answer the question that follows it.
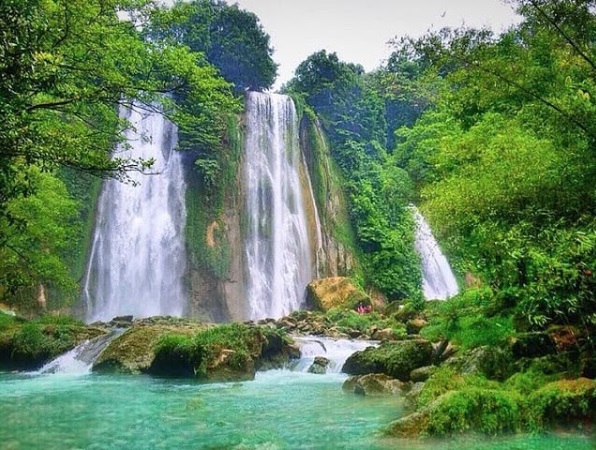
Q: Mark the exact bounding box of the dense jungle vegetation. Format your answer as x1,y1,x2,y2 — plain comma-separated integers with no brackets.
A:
0,0,594,359
286,0,595,348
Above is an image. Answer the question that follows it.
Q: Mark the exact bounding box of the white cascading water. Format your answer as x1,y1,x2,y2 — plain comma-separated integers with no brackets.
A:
412,208,459,300
292,337,377,373
83,105,187,323
37,330,123,375
244,92,313,320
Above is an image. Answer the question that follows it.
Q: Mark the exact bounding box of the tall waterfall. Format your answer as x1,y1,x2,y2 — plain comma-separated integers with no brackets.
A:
83,105,187,323
244,92,313,320
413,208,459,300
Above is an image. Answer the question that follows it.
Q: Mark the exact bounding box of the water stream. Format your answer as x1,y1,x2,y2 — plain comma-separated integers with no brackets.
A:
82,104,187,322
244,92,313,320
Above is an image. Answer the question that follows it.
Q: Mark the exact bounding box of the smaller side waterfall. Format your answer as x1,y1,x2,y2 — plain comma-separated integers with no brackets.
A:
413,208,459,300
244,92,313,320
292,337,377,373
38,330,123,375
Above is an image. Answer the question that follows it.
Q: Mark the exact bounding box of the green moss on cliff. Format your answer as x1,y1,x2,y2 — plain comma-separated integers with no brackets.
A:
184,115,242,277
300,114,358,258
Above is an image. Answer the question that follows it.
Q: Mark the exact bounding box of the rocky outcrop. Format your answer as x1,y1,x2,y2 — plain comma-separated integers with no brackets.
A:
308,356,330,374
0,315,107,371
93,320,298,382
92,318,206,374
343,373,405,396
299,116,355,278
342,340,434,381
306,277,369,312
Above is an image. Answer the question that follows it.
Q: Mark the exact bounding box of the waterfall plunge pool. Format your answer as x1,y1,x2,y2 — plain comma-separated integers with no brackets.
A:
0,370,593,450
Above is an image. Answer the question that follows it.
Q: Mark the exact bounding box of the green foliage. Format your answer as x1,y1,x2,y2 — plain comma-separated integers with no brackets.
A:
0,312,17,332
287,51,422,301
426,388,523,436
325,309,407,338
0,169,79,305
389,2,596,337
151,0,277,92
421,288,514,349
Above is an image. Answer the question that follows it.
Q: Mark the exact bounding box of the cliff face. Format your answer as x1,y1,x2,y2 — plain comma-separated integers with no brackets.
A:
186,105,356,322
299,115,356,278
186,117,247,323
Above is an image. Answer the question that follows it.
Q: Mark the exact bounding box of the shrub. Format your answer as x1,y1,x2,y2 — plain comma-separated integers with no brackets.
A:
426,388,523,436
527,378,596,431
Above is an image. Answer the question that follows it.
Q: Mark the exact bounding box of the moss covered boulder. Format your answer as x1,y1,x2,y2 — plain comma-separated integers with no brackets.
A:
148,323,296,381
343,373,405,396
0,314,107,371
342,340,433,381
92,318,207,374
306,277,369,312
386,387,523,438
528,378,596,431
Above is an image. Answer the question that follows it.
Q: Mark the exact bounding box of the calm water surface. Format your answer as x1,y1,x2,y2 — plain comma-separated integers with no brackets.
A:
0,371,593,449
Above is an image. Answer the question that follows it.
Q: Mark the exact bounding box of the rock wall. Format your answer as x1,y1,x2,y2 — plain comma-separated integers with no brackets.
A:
299,115,355,277
187,105,356,322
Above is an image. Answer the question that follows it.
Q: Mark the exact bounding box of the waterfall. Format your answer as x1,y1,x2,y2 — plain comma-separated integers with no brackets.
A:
292,337,377,373
83,104,187,323
413,208,459,300
244,92,313,320
38,330,123,375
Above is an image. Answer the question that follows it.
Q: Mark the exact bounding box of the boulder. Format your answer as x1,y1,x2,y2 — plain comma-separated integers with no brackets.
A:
308,356,330,374
93,321,205,374
410,365,436,382
371,328,398,341
342,340,433,381
403,381,425,411
343,373,405,396
405,318,427,335
306,277,369,312
445,346,514,381
385,411,430,438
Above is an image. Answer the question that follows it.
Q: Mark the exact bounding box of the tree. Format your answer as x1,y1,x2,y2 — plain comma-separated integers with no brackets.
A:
287,51,421,301
0,0,236,303
391,0,596,331
151,0,277,92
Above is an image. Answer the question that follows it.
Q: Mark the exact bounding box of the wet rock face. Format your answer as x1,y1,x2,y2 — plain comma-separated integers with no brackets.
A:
308,356,330,374
342,340,434,381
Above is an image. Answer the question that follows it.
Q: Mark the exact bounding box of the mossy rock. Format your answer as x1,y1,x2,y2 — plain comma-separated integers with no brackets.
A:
342,340,433,381
306,277,369,312
146,322,295,381
528,378,596,431
93,320,206,374
343,373,405,396
444,346,515,381
0,316,107,371
387,387,523,438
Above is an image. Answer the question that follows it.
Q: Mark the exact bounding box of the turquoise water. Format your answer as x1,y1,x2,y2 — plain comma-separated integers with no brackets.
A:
0,370,593,450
